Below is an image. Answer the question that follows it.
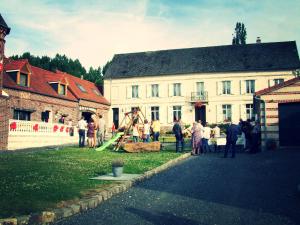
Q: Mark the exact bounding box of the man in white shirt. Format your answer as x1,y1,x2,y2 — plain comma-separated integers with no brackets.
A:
97,114,106,146
77,116,87,147
202,123,212,153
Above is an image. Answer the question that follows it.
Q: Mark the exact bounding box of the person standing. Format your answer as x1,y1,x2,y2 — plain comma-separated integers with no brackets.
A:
250,121,261,154
97,114,106,146
132,122,139,143
143,119,150,142
173,119,184,153
77,116,87,148
224,122,241,158
87,118,96,148
191,122,202,155
152,119,161,142
202,122,211,153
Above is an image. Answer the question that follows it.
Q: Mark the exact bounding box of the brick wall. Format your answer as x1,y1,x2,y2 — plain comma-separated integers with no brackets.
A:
0,97,9,150
4,88,79,123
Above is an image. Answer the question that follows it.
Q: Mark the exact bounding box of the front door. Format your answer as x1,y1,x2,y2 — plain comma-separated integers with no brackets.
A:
195,106,206,125
112,108,119,129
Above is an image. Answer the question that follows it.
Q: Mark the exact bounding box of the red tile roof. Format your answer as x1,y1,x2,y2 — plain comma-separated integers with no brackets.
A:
255,76,300,96
3,58,110,105
56,70,110,105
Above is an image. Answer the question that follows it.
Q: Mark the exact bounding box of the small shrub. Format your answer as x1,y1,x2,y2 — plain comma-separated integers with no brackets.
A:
112,158,124,167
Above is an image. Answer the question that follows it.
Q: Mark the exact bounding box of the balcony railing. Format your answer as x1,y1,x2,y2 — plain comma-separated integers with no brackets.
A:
191,91,208,102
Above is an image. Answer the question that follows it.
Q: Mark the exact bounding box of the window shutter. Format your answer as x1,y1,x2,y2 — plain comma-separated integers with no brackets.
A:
158,84,162,97
268,79,275,87
146,106,151,120
180,83,184,97
167,106,173,123
146,85,151,98
126,86,131,99
217,81,222,95
240,80,245,95
168,84,173,97
240,104,246,120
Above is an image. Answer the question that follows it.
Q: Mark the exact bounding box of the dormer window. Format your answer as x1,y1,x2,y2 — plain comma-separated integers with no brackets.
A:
59,84,66,95
19,73,28,87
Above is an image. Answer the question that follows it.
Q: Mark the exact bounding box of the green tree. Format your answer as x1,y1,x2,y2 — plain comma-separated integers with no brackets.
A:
232,22,247,45
102,60,112,76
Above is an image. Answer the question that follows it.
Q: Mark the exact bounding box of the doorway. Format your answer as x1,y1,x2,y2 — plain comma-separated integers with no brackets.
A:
195,105,206,125
82,112,92,122
112,108,119,129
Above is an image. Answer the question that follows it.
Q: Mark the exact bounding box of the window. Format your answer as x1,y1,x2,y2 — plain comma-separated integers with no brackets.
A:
196,82,204,96
222,104,232,122
173,83,181,96
173,106,182,121
222,81,231,94
19,73,28,87
13,110,31,121
245,80,255,94
132,85,139,98
151,106,159,120
151,84,159,97
93,89,101,96
246,104,254,120
76,83,87,93
274,79,284,85
58,84,66,95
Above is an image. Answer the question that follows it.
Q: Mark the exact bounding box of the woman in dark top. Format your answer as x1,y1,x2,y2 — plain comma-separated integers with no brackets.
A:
87,118,96,148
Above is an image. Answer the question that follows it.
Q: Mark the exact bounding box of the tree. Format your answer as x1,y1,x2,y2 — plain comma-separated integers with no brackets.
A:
232,22,247,45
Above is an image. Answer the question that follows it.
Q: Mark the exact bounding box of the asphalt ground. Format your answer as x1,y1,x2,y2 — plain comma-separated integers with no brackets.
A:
56,149,300,225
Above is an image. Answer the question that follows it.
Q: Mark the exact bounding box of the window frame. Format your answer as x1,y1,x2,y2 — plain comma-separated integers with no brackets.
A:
245,80,255,94
196,82,205,96
151,84,159,97
132,85,139,98
246,103,254,120
173,83,181,96
173,106,182,121
151,106,159,120
274,79,284,85
13,109,31,121
222,81,231,95
222,104,232,122
59,84,66,95
19,73,28,87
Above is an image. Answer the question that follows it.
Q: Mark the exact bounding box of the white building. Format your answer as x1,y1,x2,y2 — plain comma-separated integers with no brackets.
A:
104,41,300,129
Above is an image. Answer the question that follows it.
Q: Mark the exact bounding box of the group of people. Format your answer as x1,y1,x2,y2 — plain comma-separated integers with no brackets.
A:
77,114,106,148
132,119,161,143
223,119,261,158
172,119,217,154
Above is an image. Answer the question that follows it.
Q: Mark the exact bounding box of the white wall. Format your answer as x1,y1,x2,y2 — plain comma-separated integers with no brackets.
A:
104,70,295,127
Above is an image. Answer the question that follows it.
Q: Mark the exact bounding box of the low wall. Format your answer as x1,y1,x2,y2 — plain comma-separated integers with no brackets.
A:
7,120,80,150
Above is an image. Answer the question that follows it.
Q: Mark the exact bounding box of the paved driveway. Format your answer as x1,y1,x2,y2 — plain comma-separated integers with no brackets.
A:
56,149,300,225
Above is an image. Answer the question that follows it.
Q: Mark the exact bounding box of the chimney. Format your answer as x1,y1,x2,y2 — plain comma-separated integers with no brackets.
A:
256,37,261,43
80,75,83,80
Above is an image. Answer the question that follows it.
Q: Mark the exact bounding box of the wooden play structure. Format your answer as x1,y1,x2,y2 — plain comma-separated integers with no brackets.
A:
113,107,161,152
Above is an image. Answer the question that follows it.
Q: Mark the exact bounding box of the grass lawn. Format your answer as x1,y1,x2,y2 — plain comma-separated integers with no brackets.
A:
0,145,190,218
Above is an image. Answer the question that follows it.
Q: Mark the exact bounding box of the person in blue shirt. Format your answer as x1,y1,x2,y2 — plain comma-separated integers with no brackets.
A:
224,122,241,158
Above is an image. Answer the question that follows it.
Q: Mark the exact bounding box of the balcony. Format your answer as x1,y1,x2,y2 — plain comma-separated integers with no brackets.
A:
190,91,208,102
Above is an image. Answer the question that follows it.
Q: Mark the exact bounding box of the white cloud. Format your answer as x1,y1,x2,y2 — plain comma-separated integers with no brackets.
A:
1,0,300,70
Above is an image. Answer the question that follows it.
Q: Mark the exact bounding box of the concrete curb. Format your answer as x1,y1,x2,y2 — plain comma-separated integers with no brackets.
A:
0,153,191,225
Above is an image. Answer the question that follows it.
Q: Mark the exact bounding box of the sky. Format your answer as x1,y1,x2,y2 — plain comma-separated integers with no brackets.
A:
1,0,300,70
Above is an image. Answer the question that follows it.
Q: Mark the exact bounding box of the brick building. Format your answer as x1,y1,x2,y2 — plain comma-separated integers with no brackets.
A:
254,76,300,149
0,14,110,150
0,14,11,150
